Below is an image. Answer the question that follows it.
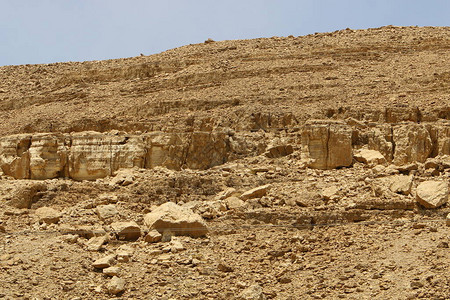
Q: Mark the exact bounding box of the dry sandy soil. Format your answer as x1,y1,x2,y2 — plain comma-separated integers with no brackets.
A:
0,26,449,299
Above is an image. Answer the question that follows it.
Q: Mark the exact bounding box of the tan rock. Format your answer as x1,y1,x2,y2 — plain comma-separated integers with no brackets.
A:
111,221,141,241
321,186,339,201
109,169,135,186
116,245,134,262
96,204,118,220
106,276,125,295
301,120,352,169
265,144,293,158
216,188,237,200
103,266,120,277
393,124,433,165
240,184,271,200
69,132,145,181
389,175,413,195
144,229,162,243
416,181,448,208
225,196,245,209
368,126,394,163
85,235,108,251
143,202,208,237
354,149,386,166
446,213,450,227
93,254,115,269
28,134,68,180
238,284,266,300
35,207,61,224
7,182,47,209
0,134,32,179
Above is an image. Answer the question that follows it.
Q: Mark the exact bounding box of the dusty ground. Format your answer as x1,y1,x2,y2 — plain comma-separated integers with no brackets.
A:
0,26,449,299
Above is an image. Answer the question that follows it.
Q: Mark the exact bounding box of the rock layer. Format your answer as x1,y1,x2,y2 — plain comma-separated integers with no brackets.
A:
0,120,449,179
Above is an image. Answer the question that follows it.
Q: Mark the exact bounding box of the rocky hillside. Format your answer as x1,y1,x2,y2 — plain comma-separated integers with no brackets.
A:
0,26,449,299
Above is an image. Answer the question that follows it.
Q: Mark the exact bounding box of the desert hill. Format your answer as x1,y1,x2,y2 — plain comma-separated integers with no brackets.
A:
0,26,449,299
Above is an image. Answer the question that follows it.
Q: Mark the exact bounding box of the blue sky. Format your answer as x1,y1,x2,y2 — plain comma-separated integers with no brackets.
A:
0,0,449,66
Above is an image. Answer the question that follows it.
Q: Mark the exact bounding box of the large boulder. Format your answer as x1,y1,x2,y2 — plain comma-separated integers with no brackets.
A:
416,181,448,208
7,182,47,209
143,202,208,237
301,120,352,169
35,207,61,224
393,124,433,165
111,221,141,241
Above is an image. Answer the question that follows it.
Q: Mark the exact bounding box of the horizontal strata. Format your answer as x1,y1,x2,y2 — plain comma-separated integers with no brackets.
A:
0,119,448,181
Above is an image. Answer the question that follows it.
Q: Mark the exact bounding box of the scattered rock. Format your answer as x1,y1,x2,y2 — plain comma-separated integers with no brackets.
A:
216,188,237,200
111,221,141,241
225,196,245,209
96,204,118,220
170,238,185,253
116,245,134,262
321,186,339,201
354,149,386,166
106,276,125,295
143,202,208,237
395,163,418,173
93,255,115,269
35,207,61,224
218,262,234,272
144,229,162,243
85,235,108,251
238,284,266,300
109,169,134,186
437,241,449,248
103,266,120,277
416,181,448,208
265,144,293,158
7,182,47,209
240,184,271,200
389,175,413,195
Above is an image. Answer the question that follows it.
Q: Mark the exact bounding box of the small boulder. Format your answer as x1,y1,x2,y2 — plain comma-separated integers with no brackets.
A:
265,145,294,158
225,196,245,209
389,175,413,195
8,183,47,209
216,188,237,200
240,185,271,200
116,245,134,262
96,204,118,220
85,235,108,251
238,284,266,300
106,276,125,295
103,266,120,277
111,221,141,241
93,255,115,269
35,207,61,224
109,170,134,186
144,229,162,243
143,202,208,237
354,149,386,166
446,213,450,227
321,186,339,201
416,181,448,208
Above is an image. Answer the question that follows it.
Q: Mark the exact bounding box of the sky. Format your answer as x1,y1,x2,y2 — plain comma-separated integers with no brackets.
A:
0,0,449,66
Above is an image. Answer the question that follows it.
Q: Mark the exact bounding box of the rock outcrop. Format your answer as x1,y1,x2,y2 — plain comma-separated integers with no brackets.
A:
143,202,208,237
301,120,353,169
0,120,448,180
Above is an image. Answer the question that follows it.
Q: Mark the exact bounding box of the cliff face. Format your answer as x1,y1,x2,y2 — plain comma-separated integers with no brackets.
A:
1,118,448,180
